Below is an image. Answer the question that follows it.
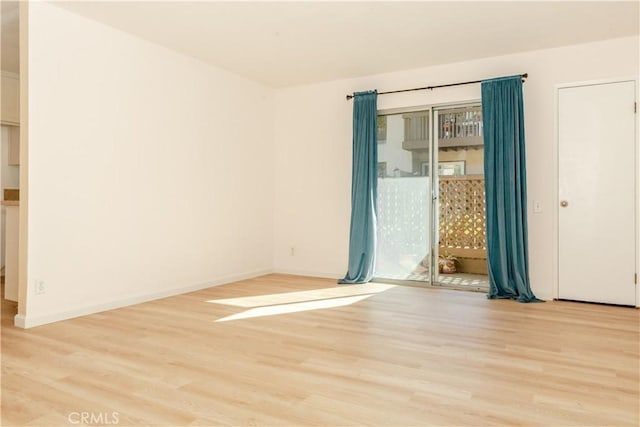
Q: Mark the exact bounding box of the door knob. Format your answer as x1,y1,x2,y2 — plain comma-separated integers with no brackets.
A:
560,200,568,207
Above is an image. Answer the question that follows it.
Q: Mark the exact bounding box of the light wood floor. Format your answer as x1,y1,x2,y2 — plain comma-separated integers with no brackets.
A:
2,274,639,426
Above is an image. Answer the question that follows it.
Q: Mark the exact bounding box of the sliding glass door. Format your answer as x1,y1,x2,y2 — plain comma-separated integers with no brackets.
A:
375,104,489,289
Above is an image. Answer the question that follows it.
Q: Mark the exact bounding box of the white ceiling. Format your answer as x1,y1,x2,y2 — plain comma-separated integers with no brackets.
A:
11,1,640,86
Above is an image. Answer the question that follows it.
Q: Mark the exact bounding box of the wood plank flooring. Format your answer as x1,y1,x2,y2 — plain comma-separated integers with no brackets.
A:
2,274,639,426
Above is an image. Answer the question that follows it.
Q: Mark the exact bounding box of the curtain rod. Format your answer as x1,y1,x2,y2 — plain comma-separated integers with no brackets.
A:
345,73,528,100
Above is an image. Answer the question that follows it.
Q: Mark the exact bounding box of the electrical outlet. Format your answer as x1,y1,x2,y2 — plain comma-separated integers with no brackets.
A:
289,246,295,256
35,280,46,295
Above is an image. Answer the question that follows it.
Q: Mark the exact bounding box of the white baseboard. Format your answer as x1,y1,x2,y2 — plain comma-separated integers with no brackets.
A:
14,268,273,329
534,292,554,302
14,314,26,328
273,268,341,280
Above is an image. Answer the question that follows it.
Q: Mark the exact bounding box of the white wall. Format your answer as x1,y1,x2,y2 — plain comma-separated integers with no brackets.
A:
274,36,639,300
22,3,274,326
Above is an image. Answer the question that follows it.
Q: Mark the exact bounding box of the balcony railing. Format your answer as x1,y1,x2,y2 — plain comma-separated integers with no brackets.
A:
438,107,483,150
439,175,486,252
439,175,487,274
399,107,484,151
375,175,487,276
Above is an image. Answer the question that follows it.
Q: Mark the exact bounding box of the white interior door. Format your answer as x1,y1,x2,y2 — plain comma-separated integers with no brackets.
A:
558,80,636,305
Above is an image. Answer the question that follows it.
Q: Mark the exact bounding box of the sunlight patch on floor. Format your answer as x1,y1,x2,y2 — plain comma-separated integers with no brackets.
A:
214,294,374,322
208,282,396,322
207,282,396,308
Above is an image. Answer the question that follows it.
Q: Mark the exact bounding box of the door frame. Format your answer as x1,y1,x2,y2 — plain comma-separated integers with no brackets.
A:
553,77,639,307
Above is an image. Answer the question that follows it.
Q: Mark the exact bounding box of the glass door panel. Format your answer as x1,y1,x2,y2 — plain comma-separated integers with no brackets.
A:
375,110,431,282
434,106,489,289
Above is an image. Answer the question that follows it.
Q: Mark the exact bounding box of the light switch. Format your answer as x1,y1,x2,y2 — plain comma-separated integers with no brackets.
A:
533,200,542,213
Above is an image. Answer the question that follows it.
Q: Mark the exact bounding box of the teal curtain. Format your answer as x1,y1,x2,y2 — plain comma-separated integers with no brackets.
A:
339,91,378,284
481,77,541,302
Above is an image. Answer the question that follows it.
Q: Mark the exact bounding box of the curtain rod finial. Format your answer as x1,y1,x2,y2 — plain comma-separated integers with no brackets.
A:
346,94,354,101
